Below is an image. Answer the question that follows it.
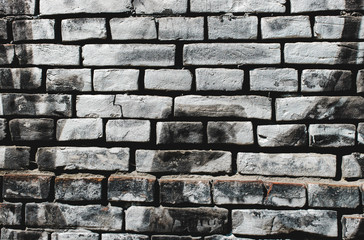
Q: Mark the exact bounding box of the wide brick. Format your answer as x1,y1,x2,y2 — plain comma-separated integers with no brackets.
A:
62,18,107,41
76,95,121,118
314,16,364,39
291,0,363,13
308,183,360,208
264,182,306,207
309,124,356,147
9,118,54,141
36,147,129,171
102,234,149,240
184,43,281,65
0,19,7,39
276,96,364,121
358,69,364,93
0,0,36,15
196,68,244,91
108,173,155,202
208,16,257,40
46,69,92,92
15,44,80,66
159,176,211,205
0,68,42,89
0,146,30,170
257,124,307,147
262,16,311,39
0,44,15,65
55,174,104,201
12,19,55,41
156,122,203,144
207,121,254,145
125,206,228,234
56,118,103,141
159,17,204,41
1,228,48,240
175,95,271,119
106,119,150,142
285,42,364,64
250,68,298,92
94,69,139,92
26,203,123,231
342,214,364,239
51,230,99,240
302,69,352,92
115,95,172,119
342,153,364,179
237,152,336,177
358,123,364,144
0,118,6,140
152,236,201,240
232,209,337,237
133,0,188,14
83,44,175,66
136,150,231,174
111,17,156,40
0,203,22,225
144,69,192,91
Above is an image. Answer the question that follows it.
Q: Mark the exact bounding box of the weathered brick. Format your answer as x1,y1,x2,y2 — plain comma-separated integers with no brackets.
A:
106,120,150,142
62,18,107,41
46,69,92,92
108,173,155,202
309,124,356,147
26,203,123,231
0,44,15,65
76,95,121,118
15,44,80,66
0,118,6,140
208,16,257,40
159,176,211,205
358,69,364,93
276,96,364,121
237,152,336,177
264,182,306,207
0,19,7,39
83,44,175,66
125,206,228,234
342,153,364,179
36,147,129,171
0,146,30,169
55,174,104,201
9,118,54,141
262,16,311,39
308,183,360,208
0,203,22,225
257,124,307,147
152,236,201,240
12,19,55,41
196,68,244,91
1,228,48,240
285,42,364,64
250,68,298,92
133,0,188,14
175,95,272,119
232,209,337,237
204,235,250,240
102,234,149,240
136,150,231,174
184,43,281,65
342,214,364,239
358,123,364,144
159,17,204,41
94,69,139,92
56,118,103,141
314,16,364,39
302,69,352,92
0,68,42,89
144,69,192,91
51,230,99,240
110,17,156,40
156,122,203,144
0,0,36,15
207,121,254,145
291,0,363,13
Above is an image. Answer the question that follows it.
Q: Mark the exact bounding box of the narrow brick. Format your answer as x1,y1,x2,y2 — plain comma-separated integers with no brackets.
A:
12,19,55,41
261,16,312,39
46,69,92,92
342,214,364,239
152,236,201,240
102,234,149,240
358,69,364,93
159,17,204,41
0,203,22,225
9,118,54,141
0,68,42,89
56,118,103,141
0,146,30,170
106,119,150,142
196,68,244,91
133,0,188,14
208,16,258,40
291,0,363,13
144,69,192,91
342,153,364,179
309,124,356,147
207,121,254,145
0,0,36,15
204,235,246,240
51,230,99,240
257,124,307,147
1,228,48,240
156,122,203,144
0,118,6,140
94,69,139,92
250,68,298,92
110,17,157,40
0,19,7,39
314,16,364,39
62,18,107,41
358,123,364,144
0,44,15,65
302,69,352,92
76,95,121,118
264,182,306,207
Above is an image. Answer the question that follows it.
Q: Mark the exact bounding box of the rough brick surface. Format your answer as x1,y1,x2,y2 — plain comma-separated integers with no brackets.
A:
291,0,364,13
144,69,192,91
10,118,54,141
257,124,307,147
156,122,203,144
261,16,312,39
314,16,364,39
12,19,55,41
301,69,352,92
46,68,92,92
0,68,42,89
342,214,364,239
51,230,99,240
1,228,48,240
56,118,103,141
106,119,151,142
250,68,298,92
94,69,139,92
110,17,157,40
196,68,244,91
0,20,7,39
133,0,188,14
0,146,30,169
309,124,356,147
159,17,204,41
207,121,254,145
342,153,364,179
264,182,306,207
0,203,22,225
76,95,121,118
0,0,36,15
357,69,364,93
62,18,107,41
208,16,258,40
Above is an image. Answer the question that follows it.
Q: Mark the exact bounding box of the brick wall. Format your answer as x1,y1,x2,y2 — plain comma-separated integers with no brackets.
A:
0,0,364,239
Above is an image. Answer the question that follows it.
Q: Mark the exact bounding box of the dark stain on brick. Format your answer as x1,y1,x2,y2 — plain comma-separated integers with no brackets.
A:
345,0,364,9
342,17,361,39
279,125,307,146
159,122,203,144
0,68,14,88
4,147,30,169
214,180,264,204
36,149,56,170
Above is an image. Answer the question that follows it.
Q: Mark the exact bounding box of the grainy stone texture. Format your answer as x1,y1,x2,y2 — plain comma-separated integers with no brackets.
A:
76,95,121,118
12,19,55,41
110,17,157,40
207,121,254,145
291,0,363,13
0,68,42,89
309,124,356,147
106,119,150,142
94,69,139,92
301,69,352,92
314,16,364,39
156,122,203,144
133,0,188,14
62,18,107,41
358,69,364,93
0,203,22,225
102,234,149,240
144,69,192,91
264,182,306,207
1,228,48,240
0,44,15,65
0,146,30,170
261,16,312,39
9,118,54,141
208,16,258,40
0,20,7,39
152,236,201,240
51,230,99,240
196,68,244,91
46,69,92,92
0,0,36,15
358,123,364,144
342,153,364,179
57,118,103,141
342,214,364,240
159,17,204,41
257,124,307,147
250,68,298,92
0,118,6,140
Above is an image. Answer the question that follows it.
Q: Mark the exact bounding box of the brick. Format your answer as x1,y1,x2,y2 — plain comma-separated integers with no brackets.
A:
94,69,139,92
175,95,272,119
250,68,298,92
159,176,211,205
26,203,123,231
276,96,364,121
261,16,311,39
213,178,264,205
51,230,99,240
0,19,7,39
40,0,132,15
257,124,307,147
204,235,249,240
62,18,107,41
158,17,204,41
314,16,364,39
1,228,48,240
285,42,364,64
56,118,103,141
0,68,42,89
152,236,201,240
115,95,172,119
136,150,231,174
184,43,281,65
342,214,364,239
83,44,175,66
106,119,151,142
0,44,15,65
36,147,129,171
237,152,336,177
358,123,364,144
308,183,360,208
108,173,155,202
309,124,356,147
0,203,22,225
76,95,121,118
46,69,92,92
0,0,36,15
342,153,364,179
144,69,192,91
264,182,306,207
196,68,244,91
12,19,55,41
0,118,6,140
55,174,104,201
291,0,363,13
208,16,258,40
3,171,53,199
102,234,149,240
207,121,254,145
358,69,364,93
133,0,188,14
0,146,30,170
232,209,337,237
110,17,156,40
125,206,228,234
190,0,285,13
156,122,203,144
9,118,53,141
15,44,80,66
301,69,352,92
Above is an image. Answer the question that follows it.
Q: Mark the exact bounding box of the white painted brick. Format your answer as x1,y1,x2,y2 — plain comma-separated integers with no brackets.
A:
261,16,312,39
301,69,352,92
257,124,307,147
314,16,364,39
358,69,364,93
76,95,121,118
93,69,139,92
207,121,254,145
133,0,188,14
62,18,107,41
57,118,103,141
144,69,192,91
106,120,150,142
0,44,15,65
12,19,55,41
250,68,298,92
51,230,99,240
158,17,204,41
309,124,356,147
291,0,363,13
0,68,42,89
208,16,258,40
110,17,157,40
358,123,364,144
46,69,92,92
196,68,244,91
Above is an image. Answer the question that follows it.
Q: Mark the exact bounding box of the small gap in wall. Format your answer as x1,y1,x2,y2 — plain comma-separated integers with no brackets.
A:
174,43,184,68
204,16,208,40
54,18,62,43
